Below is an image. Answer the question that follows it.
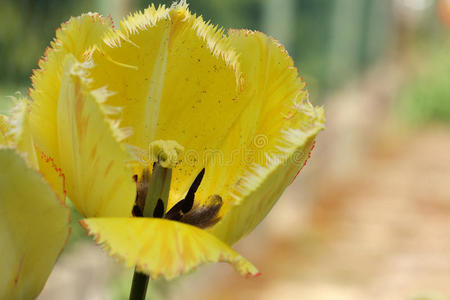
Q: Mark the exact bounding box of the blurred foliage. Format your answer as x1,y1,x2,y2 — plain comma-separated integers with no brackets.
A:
0,0,392,101
0,0,85,84
142,0,263,30
397,35,450,125
0,87,15,113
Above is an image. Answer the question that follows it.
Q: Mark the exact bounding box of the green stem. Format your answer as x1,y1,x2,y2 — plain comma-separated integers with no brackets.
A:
129,161,172,300
129,269,149,300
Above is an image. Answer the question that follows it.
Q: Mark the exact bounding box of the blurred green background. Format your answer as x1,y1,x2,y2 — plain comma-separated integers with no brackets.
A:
1,0,450,299
0,0,404,104
1,0,449,121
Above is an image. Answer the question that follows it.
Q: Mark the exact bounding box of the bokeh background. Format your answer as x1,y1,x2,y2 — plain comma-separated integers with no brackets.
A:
1,0,450,299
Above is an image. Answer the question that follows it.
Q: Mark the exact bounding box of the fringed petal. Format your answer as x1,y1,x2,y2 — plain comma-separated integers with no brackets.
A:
50,55,135,217
81,217,259,280
1,98,39,169
209,31,325,245
0,115,10,146
30,13,113,199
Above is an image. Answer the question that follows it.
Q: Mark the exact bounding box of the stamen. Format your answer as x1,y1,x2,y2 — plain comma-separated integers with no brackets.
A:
181,168,205,213
165,168,205,220
153,198,165,218
132,155,222,228
179,194,223,229
132,169,150,217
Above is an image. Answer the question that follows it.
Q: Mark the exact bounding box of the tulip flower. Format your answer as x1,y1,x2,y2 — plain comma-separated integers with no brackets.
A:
2,1,324,299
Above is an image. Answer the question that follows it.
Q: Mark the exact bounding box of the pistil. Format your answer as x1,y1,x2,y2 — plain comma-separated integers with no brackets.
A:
130,141,177,300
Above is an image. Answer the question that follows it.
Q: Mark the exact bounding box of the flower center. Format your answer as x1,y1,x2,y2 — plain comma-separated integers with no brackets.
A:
132,140,222,228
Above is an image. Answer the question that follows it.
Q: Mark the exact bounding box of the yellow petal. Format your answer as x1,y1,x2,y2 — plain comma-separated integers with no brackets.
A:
80,217,259,280
0,115,10,145
51,55,135,217
3,99,39,169
208,31,325,245
30,13,113,198
0,148,70,299
86,4,251,202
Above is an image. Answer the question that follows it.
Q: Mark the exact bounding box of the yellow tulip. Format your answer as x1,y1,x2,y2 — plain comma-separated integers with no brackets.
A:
25,1,324,284
0,100,70,299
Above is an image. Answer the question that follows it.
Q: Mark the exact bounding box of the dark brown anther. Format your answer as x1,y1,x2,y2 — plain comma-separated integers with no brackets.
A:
165,168,205,220
165,168,223,228
132,205,143,217
179,194,223,229
132,169,149,217
153,198,165,218
181,167,205,213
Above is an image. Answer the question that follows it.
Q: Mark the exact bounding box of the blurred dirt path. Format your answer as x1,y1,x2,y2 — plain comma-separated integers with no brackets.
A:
195,128,450,300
